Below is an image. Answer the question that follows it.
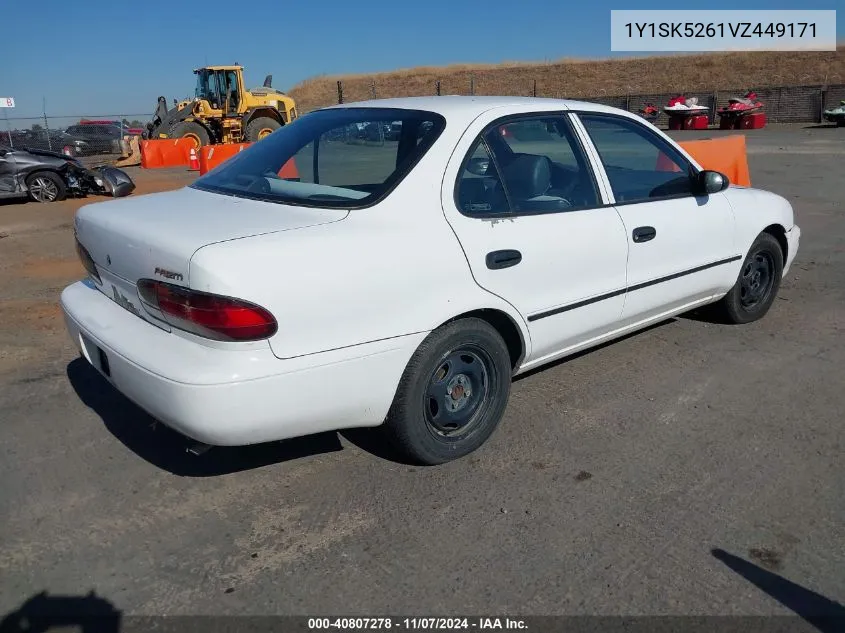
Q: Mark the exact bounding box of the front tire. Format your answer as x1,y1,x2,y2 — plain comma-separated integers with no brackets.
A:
718,232,784,324
26,171,66,203
244,117,281,142
169,121,210,148
383,318,512,465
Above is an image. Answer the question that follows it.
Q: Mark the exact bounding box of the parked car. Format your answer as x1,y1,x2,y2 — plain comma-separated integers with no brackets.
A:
61,96,800,464
62,124,125,156
0,145,135,203
8,128,72,152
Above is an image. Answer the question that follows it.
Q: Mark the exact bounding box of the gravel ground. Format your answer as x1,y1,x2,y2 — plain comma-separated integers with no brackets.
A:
0,126,843,621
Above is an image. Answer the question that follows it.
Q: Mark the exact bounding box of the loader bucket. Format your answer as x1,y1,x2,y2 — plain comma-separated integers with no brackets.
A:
113,135,141,168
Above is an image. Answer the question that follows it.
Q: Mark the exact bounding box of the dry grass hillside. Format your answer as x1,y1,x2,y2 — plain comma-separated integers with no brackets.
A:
290,47,845,112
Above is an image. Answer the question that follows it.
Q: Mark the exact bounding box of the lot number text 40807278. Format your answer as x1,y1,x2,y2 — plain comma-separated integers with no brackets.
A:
307,618,528,630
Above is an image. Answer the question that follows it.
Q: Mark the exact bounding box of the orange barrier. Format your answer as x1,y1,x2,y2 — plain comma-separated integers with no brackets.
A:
656,135,751,187
199,143,251,175
199,142,300,179
140,138,196,169
279,158,299,179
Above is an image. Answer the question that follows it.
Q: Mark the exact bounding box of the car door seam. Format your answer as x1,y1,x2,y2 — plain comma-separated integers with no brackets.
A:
568,112,630,319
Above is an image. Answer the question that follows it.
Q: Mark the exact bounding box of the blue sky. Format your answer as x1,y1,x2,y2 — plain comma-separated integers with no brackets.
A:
1,0,841,121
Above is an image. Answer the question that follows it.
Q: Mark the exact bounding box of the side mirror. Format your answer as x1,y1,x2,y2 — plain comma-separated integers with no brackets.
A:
697,170,730,194
466,156,491,176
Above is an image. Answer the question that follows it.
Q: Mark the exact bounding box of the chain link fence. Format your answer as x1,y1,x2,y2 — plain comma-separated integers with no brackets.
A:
1,114,150,158
4,81,843,155
330,80,845,125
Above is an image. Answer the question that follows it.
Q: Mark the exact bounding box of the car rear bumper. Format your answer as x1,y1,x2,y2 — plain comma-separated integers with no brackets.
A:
61,280,425,446
783,224,800,276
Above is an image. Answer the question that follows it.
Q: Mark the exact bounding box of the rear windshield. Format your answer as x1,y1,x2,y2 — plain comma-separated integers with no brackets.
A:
191,107,446,208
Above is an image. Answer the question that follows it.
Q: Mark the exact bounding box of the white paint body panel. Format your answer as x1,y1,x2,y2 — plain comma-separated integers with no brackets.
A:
613,194,736,322
438,104,629,363
60,96,799,446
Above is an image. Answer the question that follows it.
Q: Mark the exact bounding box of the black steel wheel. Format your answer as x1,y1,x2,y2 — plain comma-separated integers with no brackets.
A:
384,318,512,465
424,345,493,438
718,232,784,324
739,250,775,310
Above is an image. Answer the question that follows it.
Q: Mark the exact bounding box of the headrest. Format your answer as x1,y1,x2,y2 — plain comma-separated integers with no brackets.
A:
502,154,551,198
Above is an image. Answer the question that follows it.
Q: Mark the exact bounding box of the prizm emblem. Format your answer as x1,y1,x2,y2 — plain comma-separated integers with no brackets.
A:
112,286,141,317
155,267,184,281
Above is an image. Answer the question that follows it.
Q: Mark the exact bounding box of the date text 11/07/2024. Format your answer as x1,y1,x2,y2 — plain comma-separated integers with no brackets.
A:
624,22,817,39
307,618,528,630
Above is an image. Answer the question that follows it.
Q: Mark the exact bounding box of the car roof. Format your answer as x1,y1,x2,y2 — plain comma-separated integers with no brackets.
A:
323,95,624,117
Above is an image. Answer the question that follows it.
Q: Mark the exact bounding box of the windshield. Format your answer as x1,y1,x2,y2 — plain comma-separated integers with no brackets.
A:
192,107,446,208
195,70,210,101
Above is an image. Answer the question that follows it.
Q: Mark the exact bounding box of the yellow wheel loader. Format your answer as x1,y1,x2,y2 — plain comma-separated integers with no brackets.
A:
143,65,298,148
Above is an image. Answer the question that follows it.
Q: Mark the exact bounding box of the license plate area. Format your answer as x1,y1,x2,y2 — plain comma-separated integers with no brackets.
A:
79,332,111,378
97,268,170,332
97,347,111,377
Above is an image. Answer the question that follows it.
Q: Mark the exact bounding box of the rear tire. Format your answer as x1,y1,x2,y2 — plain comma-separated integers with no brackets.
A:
383,318,512,465
26,171,66,203
169,121,210,148
244,117,281,142
717,232,783,324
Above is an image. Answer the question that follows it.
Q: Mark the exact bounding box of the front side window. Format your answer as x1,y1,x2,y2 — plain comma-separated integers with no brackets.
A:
193,107,445,208
455,115,599,216
578,113,696,203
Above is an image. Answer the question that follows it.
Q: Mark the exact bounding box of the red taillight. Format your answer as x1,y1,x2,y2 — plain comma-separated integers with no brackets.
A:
137,280,277,342
75,238,101,283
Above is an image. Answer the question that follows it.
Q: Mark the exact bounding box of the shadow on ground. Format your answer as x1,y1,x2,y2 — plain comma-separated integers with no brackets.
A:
514,319,677,381
66,358,349,476
712,548,845,633
65,309,739,473
0,591,121,633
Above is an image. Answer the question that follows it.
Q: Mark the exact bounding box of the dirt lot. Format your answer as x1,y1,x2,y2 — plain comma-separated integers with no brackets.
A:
0,126,843,619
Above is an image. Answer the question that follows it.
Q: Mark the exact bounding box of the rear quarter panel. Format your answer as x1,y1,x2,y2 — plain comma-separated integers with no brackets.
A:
189,146,532,360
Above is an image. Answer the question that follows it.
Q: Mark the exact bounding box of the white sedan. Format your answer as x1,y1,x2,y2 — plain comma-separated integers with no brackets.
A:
62,96,800,465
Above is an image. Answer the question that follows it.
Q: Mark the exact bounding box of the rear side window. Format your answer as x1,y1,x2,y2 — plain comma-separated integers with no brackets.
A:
456,141,509,215
578,114,696,203
193,108,446,208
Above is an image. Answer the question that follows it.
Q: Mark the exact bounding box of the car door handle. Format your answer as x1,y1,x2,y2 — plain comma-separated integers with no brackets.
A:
632,226,657,243
486,249,522,270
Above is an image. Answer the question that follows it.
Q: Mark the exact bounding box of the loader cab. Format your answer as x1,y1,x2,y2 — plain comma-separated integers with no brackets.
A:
194,66,244,116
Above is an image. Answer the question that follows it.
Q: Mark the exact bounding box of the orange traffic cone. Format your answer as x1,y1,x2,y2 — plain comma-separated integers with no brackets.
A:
189,147,200,171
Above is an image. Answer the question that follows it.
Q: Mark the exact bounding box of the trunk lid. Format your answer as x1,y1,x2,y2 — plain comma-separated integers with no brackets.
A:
74,186,347,324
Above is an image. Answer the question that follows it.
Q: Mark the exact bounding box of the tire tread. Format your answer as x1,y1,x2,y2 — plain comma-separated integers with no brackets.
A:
383,318,511,465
